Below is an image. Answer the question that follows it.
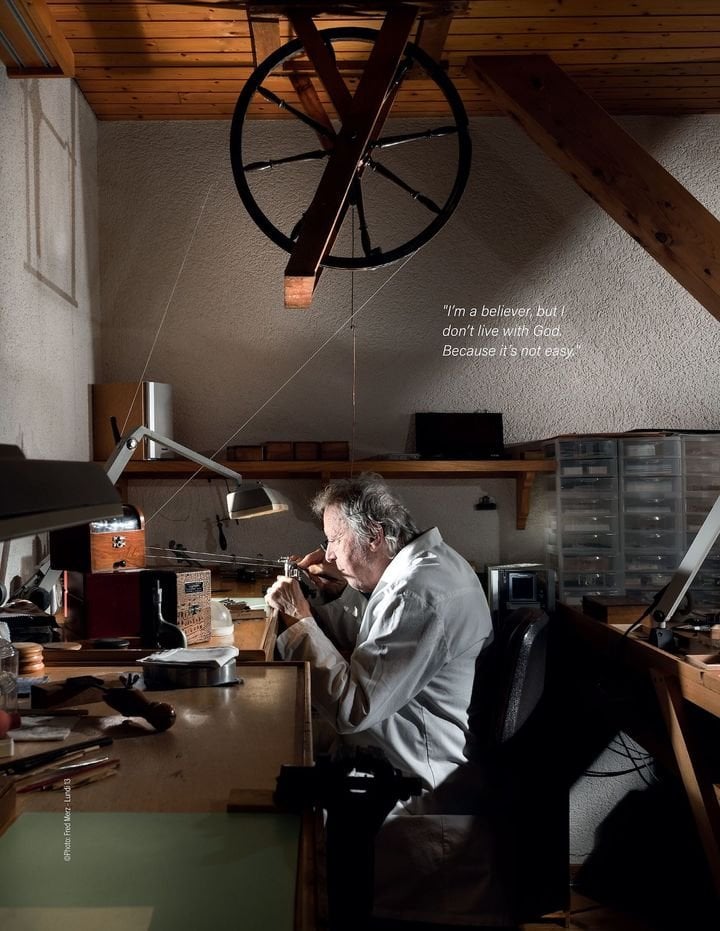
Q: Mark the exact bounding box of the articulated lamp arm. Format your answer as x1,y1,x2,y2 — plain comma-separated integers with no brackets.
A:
105,426,287,520
15,427,286,604
650,493,720,641
105,426,244,487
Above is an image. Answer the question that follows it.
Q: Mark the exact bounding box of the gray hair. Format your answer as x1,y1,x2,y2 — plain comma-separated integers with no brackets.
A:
312,472,419,557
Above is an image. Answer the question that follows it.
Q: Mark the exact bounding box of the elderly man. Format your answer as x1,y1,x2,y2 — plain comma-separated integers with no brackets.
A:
266,473,513,928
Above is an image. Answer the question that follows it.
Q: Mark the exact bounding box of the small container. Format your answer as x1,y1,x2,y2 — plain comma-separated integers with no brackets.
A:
211,600,234,636
556,438,617,460
0,638,18,715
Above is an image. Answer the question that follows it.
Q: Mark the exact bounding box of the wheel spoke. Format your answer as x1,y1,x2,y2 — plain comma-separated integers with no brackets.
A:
349,181,377,258
367,158,442,215
372,126,458,151
244,148,329,173
257,85,336,141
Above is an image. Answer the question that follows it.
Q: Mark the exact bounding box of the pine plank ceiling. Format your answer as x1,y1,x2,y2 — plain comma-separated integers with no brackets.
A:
4,1,720,121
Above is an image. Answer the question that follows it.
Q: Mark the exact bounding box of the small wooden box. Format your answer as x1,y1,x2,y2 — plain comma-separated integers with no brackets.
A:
172,569,212,644
320,441,350,461
226,445,264,461
582,594,648,625
66,568,212,645
49,505,146,573
264,441,294,460
294,442,320,460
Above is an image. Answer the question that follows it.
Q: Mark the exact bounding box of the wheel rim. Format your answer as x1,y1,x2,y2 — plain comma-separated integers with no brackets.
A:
229,27,471,271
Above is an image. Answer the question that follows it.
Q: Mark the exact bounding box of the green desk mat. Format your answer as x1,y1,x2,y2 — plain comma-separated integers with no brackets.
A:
0,811,300,931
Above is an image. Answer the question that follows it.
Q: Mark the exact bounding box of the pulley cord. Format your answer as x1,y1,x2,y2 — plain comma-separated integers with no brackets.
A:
145,247,418,523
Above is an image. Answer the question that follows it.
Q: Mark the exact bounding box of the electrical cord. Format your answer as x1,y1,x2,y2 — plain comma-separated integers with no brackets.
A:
607,734,652,762
581,732,658,785
583,763,655,777
615,729,658,786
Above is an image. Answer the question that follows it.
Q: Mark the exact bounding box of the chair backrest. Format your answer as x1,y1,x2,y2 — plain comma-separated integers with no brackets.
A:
466,606,550,752
494,607,549,743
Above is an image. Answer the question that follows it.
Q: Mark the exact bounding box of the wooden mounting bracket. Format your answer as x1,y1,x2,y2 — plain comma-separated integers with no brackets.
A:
243,2,468,307
283,4,419,308
247,14,281,67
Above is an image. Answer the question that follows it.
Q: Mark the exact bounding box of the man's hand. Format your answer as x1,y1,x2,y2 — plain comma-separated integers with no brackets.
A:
265,576,313,628
290,548,347,600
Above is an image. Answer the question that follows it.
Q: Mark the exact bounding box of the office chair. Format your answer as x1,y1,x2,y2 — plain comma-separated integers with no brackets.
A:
370,609,555,931
466,606,550,756
484,608,569,925
492,607,550,745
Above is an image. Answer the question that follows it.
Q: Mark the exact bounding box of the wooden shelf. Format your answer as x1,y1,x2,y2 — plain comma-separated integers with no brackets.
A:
114,458,555,530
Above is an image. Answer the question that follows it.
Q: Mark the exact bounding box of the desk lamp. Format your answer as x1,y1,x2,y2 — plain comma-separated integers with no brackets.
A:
648,494,720,649
104,425,288,519
12,427,287,606
0,444,122,543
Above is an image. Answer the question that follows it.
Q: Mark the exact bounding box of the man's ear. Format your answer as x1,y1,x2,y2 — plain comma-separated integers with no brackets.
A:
367,522,385,551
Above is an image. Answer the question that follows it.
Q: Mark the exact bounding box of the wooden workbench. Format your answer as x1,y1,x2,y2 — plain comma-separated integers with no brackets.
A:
15,663,311,812
44,609,277,666
559,603,720,898
2,662,317,929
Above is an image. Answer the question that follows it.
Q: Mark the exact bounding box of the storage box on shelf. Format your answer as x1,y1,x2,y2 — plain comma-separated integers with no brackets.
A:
542,432,720,612
682,434,720,612
620,435,685,604
542,437,622,606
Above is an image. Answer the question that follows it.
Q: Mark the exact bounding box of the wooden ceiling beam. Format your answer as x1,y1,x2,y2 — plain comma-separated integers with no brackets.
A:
246,2,466,13
466,54,720,323
284,4,418,308
1,0,74,76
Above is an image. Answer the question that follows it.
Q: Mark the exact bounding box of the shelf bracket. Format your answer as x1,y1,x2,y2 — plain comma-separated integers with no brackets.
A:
515,471,536,531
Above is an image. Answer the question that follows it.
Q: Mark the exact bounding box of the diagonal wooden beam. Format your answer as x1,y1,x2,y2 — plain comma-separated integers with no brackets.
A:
288,11,354,120
284,4,419,308
465,54,720,323
285,12,342,151
288,72,336,150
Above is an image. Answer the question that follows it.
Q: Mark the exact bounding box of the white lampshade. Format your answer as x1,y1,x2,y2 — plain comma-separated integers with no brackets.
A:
227,482,288,519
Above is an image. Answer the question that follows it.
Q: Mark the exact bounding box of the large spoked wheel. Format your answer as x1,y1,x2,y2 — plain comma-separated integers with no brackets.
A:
230,26,471,271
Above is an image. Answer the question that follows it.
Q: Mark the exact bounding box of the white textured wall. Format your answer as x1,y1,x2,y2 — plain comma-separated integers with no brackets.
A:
0,66,100,588
97,115,720,571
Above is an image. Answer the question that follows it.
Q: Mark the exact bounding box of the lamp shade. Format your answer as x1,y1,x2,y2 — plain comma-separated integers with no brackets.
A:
0,445,123,542
227,482,288,519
